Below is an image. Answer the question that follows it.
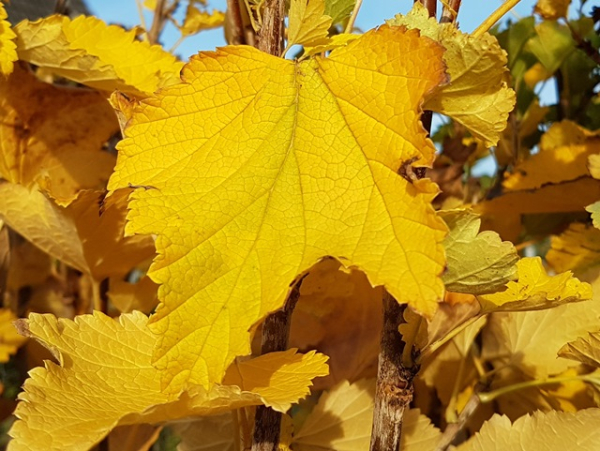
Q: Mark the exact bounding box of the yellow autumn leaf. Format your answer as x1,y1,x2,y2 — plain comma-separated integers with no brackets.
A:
0,185,155,281
181,6,225,36
547,223,600,274
476,177,600,216
143,0,157,10
14,15,183,97
588,153,600,179
440,209,518,294
0,309,27,363
0,2,16,75
455,409,600,451
108,26,448,389
477,257,592,313
586,201,600,229
535,0,571,20
560,331,600,368
293,379,441,451
8,312,329,451
223,350,328,412
482,297,600,379
388,3,515,147
503,122,600,191
303,33,359,57
0,65,118,202
286,0,332,52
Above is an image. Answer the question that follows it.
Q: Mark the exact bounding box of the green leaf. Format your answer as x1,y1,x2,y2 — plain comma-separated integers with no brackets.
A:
324,0,355,25
440,210,519,294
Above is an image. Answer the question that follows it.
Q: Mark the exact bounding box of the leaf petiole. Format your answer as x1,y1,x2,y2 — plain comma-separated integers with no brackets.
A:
478,374,586,403
472,0,522,38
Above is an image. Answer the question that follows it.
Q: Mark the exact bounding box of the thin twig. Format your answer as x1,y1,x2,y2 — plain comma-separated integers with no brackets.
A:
135,0,148,32
148,0,167,44
251,276,307,451
440,0,461,24
257,0,285,55
369,294,417,451
473,0,522,38
423,0,437,18
435,387,482,451
344,0,364,33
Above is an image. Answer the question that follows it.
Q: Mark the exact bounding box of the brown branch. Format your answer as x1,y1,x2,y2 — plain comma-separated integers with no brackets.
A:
416,0,437,18
251,276,306,451
369,294,417,451
441,0,461,24
227,0,246,45
148,0,167,44
435,387,482,451
257,0,285,55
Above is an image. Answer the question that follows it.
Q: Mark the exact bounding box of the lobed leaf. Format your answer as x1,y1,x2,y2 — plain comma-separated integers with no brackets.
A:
8,312,328,451
14,15,183,97
389,3,515,147
440,209,518,294
108,26,448,389
477,257,592,313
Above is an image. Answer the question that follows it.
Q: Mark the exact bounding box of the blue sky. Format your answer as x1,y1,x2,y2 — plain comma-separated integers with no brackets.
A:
86,0,541,62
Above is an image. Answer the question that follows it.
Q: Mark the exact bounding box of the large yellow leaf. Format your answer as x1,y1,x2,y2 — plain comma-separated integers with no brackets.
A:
440,209,518,294
455,409,600,451
0,65,118,202
0,2,16,75
286,0,332,51
8,312,328,451
0,309,26,362
0,185,154,280
389,3,515,147
477,257,592,313
14,15,183,97
293,379,441,451
108,26,448,389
